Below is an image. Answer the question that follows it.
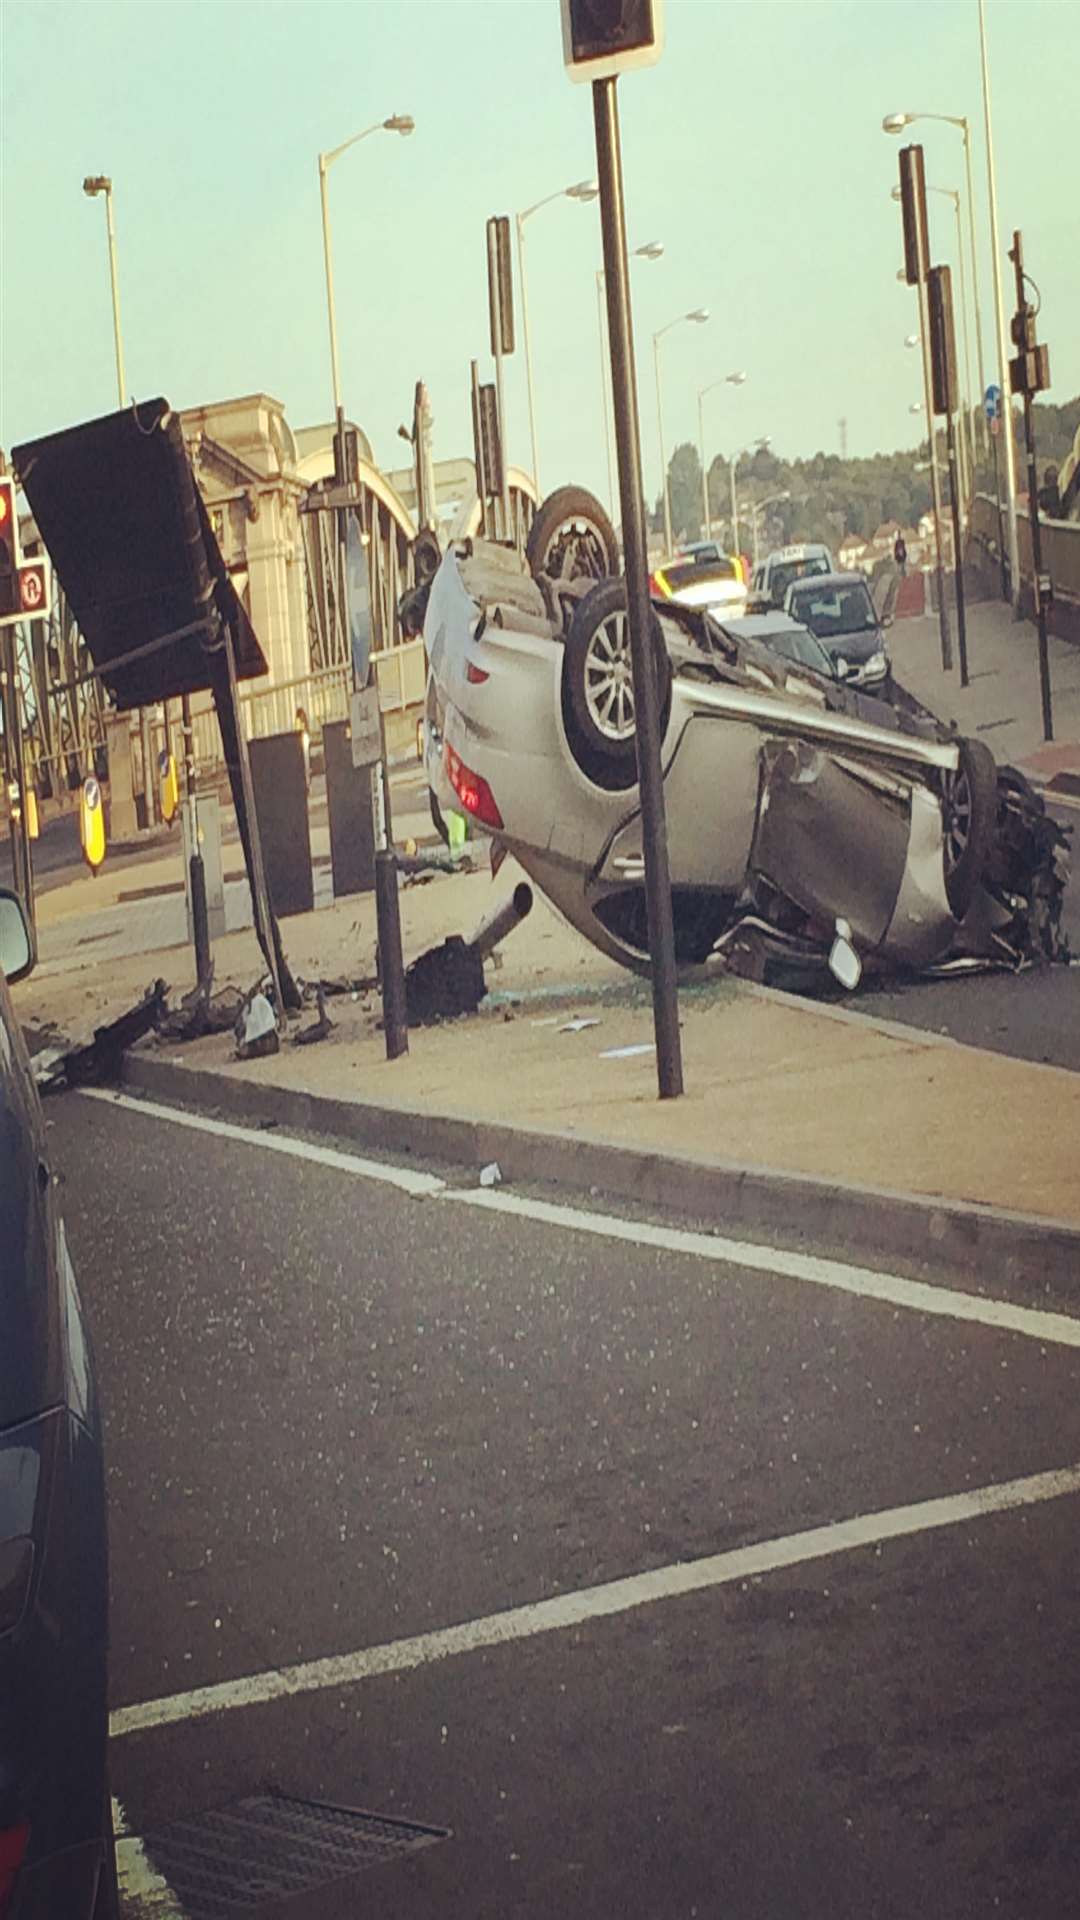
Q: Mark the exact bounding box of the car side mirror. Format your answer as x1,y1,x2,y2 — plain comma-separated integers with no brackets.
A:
834,657,851,680
828,917,862,991
881,612,894,629
0,888,35,984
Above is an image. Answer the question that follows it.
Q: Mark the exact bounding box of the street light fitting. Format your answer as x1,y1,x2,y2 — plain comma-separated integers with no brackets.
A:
634,239,664,259
905,333,921,348
882,111,912,134
727,370,747,385
909,401,923,414
566,178,599,201
383,114,415,134
686,308,709,323
83,175,111,196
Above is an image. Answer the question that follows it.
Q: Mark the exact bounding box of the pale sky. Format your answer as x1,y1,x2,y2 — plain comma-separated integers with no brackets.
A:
2,0,1077,510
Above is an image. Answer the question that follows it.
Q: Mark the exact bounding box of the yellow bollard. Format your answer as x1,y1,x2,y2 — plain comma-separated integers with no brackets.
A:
80,776,107,874
25,788,39,840
158,749,179,825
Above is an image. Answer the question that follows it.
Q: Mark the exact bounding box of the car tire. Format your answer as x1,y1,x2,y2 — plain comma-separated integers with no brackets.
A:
561,577,671,786
940,737,998,918
525,486,620,585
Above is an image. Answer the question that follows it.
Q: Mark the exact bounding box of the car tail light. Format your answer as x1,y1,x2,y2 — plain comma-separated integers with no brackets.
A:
0,1823,30,1917
445,744,503,829
465,660,489,685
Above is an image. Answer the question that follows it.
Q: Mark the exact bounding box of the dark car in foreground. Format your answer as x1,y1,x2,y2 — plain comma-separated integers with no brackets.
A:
0,888,116,1919
783,570,892,690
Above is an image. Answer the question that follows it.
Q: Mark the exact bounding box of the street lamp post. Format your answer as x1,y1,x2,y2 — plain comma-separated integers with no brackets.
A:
82,174,162,836
597,241,663,517
516,179,598,495
975,0,1021,611
697,371,746,538
729,436,770,561
317,113,414,1061
745,489,790,568
319,114,414,481
82,177,126,407
653,308,709,554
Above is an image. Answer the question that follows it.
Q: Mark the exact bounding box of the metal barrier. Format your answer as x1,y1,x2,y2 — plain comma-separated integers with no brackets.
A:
968,492,1080,642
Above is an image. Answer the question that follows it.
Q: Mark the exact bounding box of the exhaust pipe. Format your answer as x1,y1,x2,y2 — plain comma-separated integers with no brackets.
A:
467,882,533,960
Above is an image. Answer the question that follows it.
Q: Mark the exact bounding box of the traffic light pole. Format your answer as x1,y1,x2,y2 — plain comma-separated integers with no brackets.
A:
1,623,34,928
180,691,212,988
1010,231,1053,743
592,74,683,1099
944,415,969,688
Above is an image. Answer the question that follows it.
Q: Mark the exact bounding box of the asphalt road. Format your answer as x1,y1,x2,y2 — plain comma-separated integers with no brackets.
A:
796,801,1079,1072
48,1090,1080,1918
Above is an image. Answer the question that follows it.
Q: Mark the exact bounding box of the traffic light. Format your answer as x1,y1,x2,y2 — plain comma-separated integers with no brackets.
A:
898,144,928,285
561,0,664,82
0,478,18,618
486,215,514,356
928,265,958,417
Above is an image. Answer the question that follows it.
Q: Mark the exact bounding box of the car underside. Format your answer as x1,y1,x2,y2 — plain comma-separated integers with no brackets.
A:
416,492,1071,993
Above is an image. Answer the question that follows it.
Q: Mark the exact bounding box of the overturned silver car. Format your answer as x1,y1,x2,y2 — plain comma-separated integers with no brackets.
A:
419,493,1070,988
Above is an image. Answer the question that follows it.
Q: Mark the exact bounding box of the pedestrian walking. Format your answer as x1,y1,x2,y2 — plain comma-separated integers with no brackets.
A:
893,532,908,577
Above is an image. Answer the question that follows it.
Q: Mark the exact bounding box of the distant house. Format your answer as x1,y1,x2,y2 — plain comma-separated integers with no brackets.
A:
871,519,903,552
838,534,870,573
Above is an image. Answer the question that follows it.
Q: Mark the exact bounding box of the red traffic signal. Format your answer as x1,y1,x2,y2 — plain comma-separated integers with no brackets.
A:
0,478,19,618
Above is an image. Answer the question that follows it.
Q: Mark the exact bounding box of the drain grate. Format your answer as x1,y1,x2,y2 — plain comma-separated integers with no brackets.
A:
137,1792,449,1918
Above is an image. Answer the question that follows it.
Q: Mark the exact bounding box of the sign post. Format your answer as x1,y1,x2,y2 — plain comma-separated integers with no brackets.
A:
983,382,1008,597
563,0,682,1100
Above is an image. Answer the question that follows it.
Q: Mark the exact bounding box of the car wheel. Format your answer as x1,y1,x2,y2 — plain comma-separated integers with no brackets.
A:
561,577,671,787
525,486,620,584
940,737,998,918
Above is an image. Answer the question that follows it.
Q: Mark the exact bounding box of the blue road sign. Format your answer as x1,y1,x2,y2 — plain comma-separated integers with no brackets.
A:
984,383,1002,421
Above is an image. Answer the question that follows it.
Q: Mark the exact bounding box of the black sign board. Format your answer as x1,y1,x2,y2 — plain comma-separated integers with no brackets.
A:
12,400,266,710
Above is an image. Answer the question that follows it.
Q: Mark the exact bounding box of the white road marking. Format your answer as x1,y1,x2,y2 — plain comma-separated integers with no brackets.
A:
86,1092,1080,1348
112,1796,187,1916
79,1089,446,1197
110,1459,1080,1740
445,1187,1080,1352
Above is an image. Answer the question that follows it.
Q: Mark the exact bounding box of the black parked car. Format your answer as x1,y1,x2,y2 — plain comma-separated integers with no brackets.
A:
0,888,116,1919
783,570,893,691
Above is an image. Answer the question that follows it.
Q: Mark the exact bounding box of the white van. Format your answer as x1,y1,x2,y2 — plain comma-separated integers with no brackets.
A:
752,543,834,608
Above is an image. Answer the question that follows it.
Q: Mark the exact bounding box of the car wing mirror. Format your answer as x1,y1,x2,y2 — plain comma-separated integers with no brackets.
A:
834,656,851,680
828,918,862,991
0,889,35,984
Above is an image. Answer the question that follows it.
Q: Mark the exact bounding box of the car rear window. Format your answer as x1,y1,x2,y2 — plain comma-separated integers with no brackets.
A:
664,558,736,591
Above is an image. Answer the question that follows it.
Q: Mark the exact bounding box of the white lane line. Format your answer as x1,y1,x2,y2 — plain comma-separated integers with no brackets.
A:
112,1797,188,1916
444,1187,1080,1352
78,1089,446,1198
111,1459,1080,1740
